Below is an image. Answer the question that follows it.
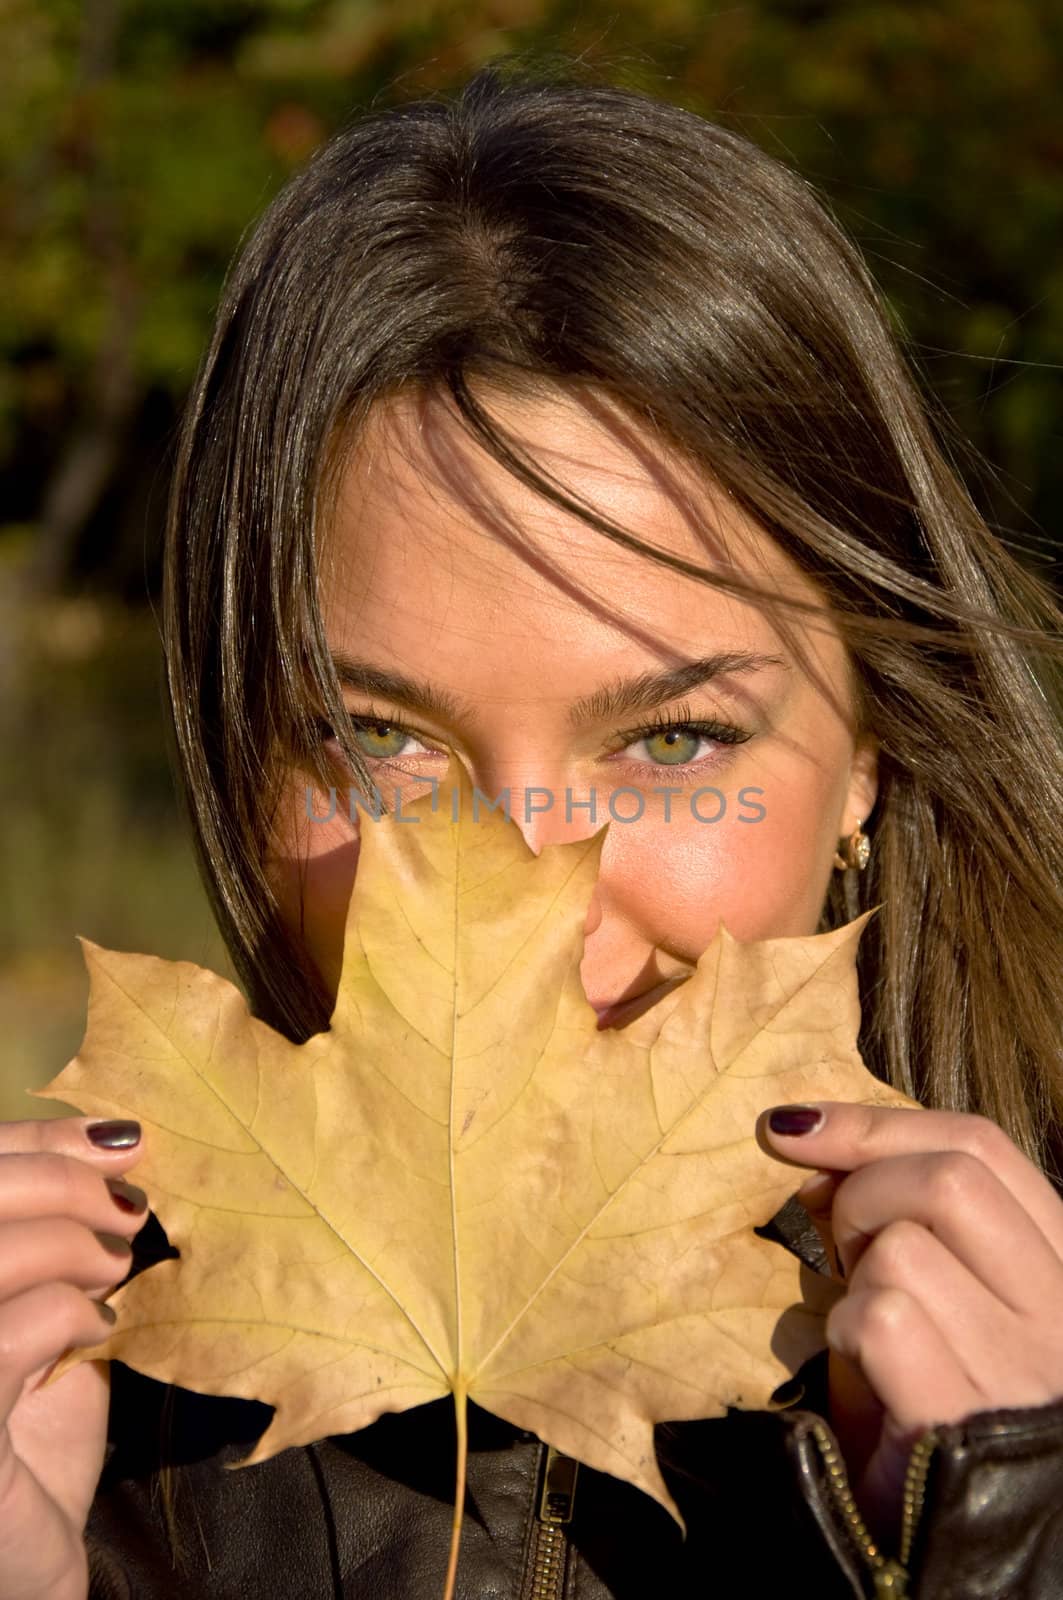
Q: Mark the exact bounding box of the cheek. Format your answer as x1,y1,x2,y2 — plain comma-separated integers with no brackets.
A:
266,784,360,996
593,780,840,962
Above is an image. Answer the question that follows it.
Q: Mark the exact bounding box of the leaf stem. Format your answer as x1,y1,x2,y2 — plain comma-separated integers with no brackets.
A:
442,1382,468,1600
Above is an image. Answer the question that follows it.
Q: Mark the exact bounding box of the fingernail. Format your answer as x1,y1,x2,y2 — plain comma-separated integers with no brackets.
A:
97,1302,117,1325
106,1179,148,1214
86,1121,141,1150
97,1232,135,1258
767,1104,824,1137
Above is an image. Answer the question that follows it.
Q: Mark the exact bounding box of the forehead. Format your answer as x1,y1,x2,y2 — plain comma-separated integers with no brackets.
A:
318,384,845,700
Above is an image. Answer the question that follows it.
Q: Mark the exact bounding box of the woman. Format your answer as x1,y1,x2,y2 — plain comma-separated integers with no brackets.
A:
2,56,1062,1599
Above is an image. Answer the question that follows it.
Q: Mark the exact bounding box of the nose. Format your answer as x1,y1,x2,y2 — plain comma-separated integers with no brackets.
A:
506,781,606,857
510,786,604,944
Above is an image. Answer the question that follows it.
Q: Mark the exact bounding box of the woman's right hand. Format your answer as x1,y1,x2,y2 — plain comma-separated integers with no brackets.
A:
0,1115,146,1600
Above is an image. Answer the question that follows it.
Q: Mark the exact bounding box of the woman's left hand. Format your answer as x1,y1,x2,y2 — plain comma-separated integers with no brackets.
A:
757,1103,1063,1544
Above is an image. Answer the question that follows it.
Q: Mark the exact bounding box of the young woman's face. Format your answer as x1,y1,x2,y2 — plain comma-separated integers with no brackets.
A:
268,385,877,1025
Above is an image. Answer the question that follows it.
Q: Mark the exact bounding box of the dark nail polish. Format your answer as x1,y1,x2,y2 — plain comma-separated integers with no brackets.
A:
97,1302,118,1325
106,1179,147,1214
86,1120,141,1150
97,1232,135,1258
767,1105,824,1137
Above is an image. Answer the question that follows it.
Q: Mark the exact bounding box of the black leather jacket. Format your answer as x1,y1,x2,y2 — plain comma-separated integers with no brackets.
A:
84,1205,1063,1599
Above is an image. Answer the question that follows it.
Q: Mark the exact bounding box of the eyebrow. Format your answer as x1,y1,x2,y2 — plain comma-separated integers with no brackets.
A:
566,652,787,725
330,653,475,722
329,649,786,728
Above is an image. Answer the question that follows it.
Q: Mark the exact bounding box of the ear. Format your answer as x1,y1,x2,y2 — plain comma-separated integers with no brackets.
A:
841,733,879,834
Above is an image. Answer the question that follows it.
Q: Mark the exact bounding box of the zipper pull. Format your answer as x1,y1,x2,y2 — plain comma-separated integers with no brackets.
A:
526,1448,579,1600
539,1446,579,1524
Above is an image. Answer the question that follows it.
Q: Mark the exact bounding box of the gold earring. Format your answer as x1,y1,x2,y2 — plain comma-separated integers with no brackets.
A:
833,820,870,872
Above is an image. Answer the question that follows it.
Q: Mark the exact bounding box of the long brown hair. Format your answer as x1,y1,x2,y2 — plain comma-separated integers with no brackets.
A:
163,52,1062,1172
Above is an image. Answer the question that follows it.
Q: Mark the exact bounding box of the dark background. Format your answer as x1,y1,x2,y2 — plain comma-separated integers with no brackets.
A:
2,0,1060,1111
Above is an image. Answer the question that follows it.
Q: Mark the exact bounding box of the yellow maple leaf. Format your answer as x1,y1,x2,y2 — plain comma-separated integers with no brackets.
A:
35,763,909,1598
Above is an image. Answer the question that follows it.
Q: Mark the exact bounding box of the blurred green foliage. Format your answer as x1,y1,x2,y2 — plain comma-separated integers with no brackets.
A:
0,592,235,1117
1,1,1060,1106
3,0,1061,573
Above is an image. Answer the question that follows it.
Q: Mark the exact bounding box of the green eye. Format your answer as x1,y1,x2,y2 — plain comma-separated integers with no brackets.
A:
352,722,409,759
641,727,702,765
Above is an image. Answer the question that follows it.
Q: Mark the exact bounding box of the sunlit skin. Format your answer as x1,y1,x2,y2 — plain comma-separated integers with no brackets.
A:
263,385,1063,1542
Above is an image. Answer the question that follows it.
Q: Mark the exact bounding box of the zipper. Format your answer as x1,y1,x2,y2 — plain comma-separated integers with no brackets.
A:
898,1428,939,1573
807,1420,939,1598
524,1445,579,1600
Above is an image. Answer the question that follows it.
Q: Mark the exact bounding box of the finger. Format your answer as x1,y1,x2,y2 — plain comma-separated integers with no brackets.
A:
0,1117,142,1167
848,1220,1010,1386
826,1283,981,1434
0,1219,133,1304
830,1153,1062,1314
0,1152,148,1241
794,1169,841,1219
0,1283,116,1421
759,1103,1063,1256
850,1219,1063,1411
